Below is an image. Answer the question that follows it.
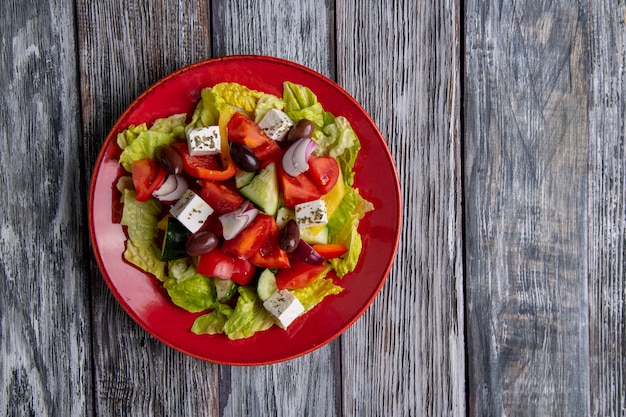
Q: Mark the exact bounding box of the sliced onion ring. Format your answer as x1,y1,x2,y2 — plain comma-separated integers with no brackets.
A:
282,138,317,177
219,200,259,240
155,175,188,202
287,239,324,265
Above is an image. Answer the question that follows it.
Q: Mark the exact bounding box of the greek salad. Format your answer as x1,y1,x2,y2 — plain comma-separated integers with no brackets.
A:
115,81,373,340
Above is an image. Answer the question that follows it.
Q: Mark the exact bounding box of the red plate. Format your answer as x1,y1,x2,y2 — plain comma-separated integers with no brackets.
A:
89,55,401,365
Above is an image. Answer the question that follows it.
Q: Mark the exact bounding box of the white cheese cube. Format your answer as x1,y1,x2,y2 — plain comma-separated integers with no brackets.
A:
258,109,294,141
186,125,221,156
169,189,214,233
294,199,328,228
263,290,305,328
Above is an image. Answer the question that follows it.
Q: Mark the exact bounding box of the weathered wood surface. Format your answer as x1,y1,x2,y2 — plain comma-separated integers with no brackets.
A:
2,0,626,416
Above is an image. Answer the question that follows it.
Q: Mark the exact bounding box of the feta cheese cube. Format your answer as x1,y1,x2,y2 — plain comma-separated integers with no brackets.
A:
263,290,305,328
169,189,214,233
258,109,294,141
186,125,221,156
294,199,328,228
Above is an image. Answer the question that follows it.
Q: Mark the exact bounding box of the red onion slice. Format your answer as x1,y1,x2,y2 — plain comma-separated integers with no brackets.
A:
155,175,189,202
287,239,324,265
282,138,317,176
219,201,259,240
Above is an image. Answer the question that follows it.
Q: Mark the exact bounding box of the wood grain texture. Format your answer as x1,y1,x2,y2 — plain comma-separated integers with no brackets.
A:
336,1,465,416
588,2,626,416
0,1,91,415
76,1,221,416
464,1,590,415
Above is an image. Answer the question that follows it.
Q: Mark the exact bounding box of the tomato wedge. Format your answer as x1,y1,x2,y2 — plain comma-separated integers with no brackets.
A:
197,247,235,280
311,243,348,259
306,156,340,195
227,112,282,162
249,216,290,269
231,257,255,285
198,180,244,214
170,141,236,180
131,158,167,202
275,260,326,290
277,163,321,207
221,213,272,259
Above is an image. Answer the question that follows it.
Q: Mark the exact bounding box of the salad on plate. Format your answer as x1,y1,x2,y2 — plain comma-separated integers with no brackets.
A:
114,81,373,340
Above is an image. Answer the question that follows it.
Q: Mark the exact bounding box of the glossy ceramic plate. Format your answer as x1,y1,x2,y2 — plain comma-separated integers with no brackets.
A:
89,55,401,365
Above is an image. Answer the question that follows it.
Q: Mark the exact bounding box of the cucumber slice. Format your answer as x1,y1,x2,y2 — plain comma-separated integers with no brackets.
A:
214,278,237,302
161,217,191,261
235,169,255,189
240,162,279,216
300,225,329,245
257,269,278,302
275,207,295,228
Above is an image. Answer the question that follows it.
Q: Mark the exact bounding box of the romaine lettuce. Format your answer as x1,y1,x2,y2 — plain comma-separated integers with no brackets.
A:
191,304,234,335
164,274,216,313
282,81,326,128
123,239,167,282
223,286,275,340
291,272,343,312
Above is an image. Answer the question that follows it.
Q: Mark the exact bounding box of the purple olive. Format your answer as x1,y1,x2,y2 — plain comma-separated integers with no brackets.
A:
279,220,300,253
229,142,260,172
155,145,183,175
287,119,315,143
186,230,219,256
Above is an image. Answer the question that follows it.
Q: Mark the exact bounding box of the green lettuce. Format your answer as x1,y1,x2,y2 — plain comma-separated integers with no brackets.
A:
254,94,285,123
164,274,216,313
291,272,343,312
123,239,167,282
167,258,196,282
282,81,326,128
317,116,361,186
119,189,161,242
223,286,274,340
327,188,374,277
117,114,185,172
191,304,234,335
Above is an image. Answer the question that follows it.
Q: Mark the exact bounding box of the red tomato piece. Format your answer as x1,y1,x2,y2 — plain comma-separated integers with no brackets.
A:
275,260,326,290
131,159,167,202
221,213,272,259
249,216,290,269
306,156,340,195
197,247,235,280
311,243,348,259
170,141,236,180
277,163,321,208
231,257,256,285
227,112,281,162
198,180,244,214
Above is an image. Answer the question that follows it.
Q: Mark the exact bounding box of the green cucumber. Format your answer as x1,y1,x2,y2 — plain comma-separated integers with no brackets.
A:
240,162,279,216
235,169,255,188
257,269,278,302
161,217,191,261
214,278,238,302
300,225,329,245
275,207,295,228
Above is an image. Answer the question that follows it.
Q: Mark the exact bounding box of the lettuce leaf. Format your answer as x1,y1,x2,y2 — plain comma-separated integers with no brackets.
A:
317,116,361,186
123,239,167,282
291,272,343,312
211,82,266,114
254,94,285,123
282,81,326,128
164,274,216,313
117,114,185,172
119,189,161,242
168,258,197,282
327,188,374,277
191,304,234,335
223,286,274,340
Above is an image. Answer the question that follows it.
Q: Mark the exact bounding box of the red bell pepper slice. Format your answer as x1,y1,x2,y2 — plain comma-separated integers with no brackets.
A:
170,141,236,181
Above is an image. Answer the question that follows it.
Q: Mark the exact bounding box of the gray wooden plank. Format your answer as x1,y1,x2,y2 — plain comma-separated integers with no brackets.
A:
211,1,342,416
76,1,221,416
463,1,590,415
336,1,465,416
588,2,626,416
0,1,92,416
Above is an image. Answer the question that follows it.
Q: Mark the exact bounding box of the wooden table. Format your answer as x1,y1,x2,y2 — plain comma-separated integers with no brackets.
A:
2,1,624,416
